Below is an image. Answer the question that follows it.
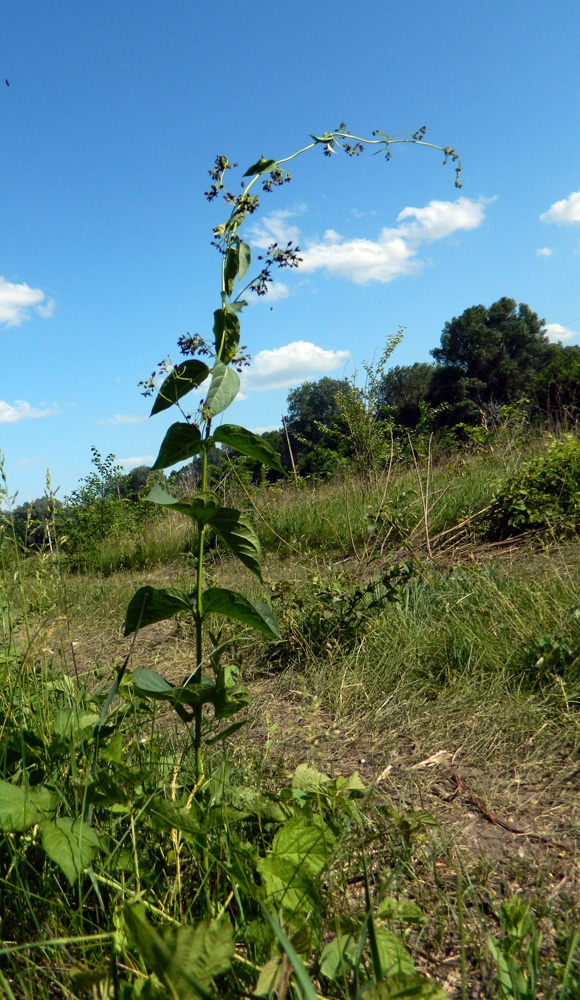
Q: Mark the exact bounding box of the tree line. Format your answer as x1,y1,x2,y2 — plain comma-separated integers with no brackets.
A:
5,296,580,552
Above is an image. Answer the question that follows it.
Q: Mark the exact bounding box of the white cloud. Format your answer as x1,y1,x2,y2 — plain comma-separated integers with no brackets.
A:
117,455,154,470
0,400,60,424
96,414,147,426
241,341,349,392
540,189,580,226
249,206,306,248
0,277,55,327
300,197,488,285
36,297,56,319
251,424,280,434
545,323,580,343
536,247,554,257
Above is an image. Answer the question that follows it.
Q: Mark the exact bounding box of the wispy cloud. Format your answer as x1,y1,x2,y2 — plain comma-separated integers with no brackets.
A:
0,277,55,327
252,197,489,287
0,400,60,424
536,247,554,257
545,323,580,343
249,206,306,248
96,414,147,426
241,341,349,392
117,455,154,470
540,189,580,226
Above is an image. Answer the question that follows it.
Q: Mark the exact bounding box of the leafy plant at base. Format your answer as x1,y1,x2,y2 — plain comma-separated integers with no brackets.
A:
123,124,462,786
486,434,580,540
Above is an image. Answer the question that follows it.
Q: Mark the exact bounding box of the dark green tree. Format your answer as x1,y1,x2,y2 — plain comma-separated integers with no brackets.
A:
283,377,353,472
377,362,434,427
429,298,550,422
532,343,580,421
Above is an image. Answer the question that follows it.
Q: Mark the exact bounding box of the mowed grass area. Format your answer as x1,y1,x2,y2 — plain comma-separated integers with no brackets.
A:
1,435,580,998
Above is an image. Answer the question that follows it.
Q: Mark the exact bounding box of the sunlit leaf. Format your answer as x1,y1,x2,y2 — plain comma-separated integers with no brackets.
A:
202,587,281,639
0,781,54,832
146,485,221,523
41,817,103,884
124,903,234,1000
152,423,203,470
124,586,193,635
132,668,218,711
213,424,286,475
151,361,210,416
204,362,240,417
213,309,240,364
207,508,262,579
243,157,276,177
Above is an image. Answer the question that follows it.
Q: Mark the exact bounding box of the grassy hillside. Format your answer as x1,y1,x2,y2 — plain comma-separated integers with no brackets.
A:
1,432,579,998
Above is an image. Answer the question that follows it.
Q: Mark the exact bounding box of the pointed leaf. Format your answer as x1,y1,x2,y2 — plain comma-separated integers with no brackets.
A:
213,424,286,475
151,361,210,416
213,309,240,363
237,242,251,281
224,246,239,297
207,508,262,579
0,781,52,832
124,904,234,1000
152,423,203,470
124,586,193,635
146,485,221,523
204,362,240,417
41,817,102,884
132,668,218,710
243,157,276,177
202,587,281,639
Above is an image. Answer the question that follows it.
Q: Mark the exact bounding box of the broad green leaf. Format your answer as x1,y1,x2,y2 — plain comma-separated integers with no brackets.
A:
0,781,54,832
41,817,102,884
151,361,210,416
132,668,218,711
363,973,450,999
257,814,335,915
145,797,202,836
225,300,247,314
124,586,193,635
292,764,331,794
243,157,276,177
213,309,240,363
224,247,239,297
213,424,286,475
202,587,281,639
255,954,284,997
152,423,203,470
374,927,415,977
147,484,221,523
320,935,360,981
124,903,234,1000
204,362,240,417
237,242,251,281
54,708,100,738
377,898,426,925
207,508,262,579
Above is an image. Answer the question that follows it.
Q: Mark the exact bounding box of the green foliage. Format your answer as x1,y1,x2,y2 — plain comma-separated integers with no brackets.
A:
429,298,550,423
487,434,580,539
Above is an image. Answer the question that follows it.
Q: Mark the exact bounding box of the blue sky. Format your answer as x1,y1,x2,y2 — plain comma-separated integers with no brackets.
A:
2,0,580,502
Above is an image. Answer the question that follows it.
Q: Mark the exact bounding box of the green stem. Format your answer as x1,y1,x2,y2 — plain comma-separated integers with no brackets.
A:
193,419,212,783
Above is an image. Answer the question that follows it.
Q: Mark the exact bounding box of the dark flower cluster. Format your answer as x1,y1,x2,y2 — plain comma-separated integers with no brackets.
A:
138,357,174,397
250,241,302,296
204,154,238,201
177,333,213,358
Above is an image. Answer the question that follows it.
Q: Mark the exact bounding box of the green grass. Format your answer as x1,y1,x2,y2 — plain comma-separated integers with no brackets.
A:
1,434,580,998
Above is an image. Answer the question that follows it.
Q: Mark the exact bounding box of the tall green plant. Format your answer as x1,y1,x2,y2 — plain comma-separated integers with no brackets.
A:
124,124,462,780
